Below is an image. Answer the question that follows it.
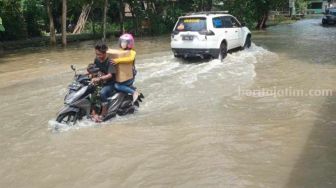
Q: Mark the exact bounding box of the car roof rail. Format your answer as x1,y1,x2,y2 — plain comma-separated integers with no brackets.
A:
185,11,229,16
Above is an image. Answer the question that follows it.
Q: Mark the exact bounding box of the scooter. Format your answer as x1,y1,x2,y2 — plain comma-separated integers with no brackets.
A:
56,65,144,125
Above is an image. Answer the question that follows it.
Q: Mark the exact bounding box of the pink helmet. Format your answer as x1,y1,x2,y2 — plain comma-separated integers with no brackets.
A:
119,33,134,49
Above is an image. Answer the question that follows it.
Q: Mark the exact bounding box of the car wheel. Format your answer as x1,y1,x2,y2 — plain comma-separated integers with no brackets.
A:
218,42,227,62
243,35,252,50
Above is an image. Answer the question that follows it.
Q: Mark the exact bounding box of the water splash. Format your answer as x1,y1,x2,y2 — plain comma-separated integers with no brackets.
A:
49,43,276,132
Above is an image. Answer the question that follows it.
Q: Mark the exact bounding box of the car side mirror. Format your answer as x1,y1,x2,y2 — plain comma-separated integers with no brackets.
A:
241,22,246,27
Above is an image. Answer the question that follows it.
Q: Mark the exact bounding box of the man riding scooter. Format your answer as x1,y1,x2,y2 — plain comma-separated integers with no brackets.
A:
89,41,116,122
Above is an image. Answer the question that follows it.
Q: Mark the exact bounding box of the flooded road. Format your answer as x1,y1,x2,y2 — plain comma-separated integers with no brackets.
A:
1,18,336,188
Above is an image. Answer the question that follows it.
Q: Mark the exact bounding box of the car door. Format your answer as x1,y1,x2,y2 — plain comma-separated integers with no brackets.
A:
212,16,236,50
230,16,243,48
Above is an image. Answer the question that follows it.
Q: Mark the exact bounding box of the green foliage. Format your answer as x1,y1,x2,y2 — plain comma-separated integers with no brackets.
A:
22,0,45,37
0,0,28,40
296,0,308,14
84,21,120,34
222,0,258,29
0,0,307,41
217,0,295,29
0,17,5,32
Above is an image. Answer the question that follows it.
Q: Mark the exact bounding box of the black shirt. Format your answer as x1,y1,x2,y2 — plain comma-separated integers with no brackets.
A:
93,57,116,85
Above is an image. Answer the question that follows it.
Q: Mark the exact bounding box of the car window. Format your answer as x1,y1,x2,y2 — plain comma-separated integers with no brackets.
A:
213,18,223,28
175,17,207,32
332,11,336,16
231,17,241,27
213,16,233,28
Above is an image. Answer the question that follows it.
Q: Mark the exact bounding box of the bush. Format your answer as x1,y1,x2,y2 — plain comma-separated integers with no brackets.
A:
0,0,28,40
22,0,44,37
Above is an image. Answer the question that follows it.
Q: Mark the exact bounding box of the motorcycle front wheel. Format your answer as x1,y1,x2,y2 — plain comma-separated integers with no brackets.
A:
56,111,78,125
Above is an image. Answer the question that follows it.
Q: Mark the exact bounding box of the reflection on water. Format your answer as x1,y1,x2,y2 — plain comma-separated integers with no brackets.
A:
0,18,336,187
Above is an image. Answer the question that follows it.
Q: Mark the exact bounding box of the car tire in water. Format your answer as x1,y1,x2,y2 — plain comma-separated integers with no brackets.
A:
218,42,227,62
56,111,78,125
243,35,252,50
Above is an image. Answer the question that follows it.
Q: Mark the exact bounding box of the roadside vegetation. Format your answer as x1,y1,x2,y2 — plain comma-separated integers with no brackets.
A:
0,0,309,49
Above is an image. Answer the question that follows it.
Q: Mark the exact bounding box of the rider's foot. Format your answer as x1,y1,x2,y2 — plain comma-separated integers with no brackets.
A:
132,91,139,103
91,114,102,123
90,105,107,123
95,115,104,123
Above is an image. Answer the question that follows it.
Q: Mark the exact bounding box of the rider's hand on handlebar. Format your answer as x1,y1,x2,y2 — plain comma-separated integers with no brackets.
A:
91,77,101,85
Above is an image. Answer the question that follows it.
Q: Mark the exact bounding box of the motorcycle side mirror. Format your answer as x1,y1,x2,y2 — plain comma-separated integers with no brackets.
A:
71,65,76,71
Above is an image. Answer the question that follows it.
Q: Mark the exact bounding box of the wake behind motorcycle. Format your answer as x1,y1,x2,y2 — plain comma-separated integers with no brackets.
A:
56,65,144,125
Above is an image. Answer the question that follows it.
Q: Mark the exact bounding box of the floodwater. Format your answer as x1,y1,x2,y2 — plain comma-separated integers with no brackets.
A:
0,18,336,188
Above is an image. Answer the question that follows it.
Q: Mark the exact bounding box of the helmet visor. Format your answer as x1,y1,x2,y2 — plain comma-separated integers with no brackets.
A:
120,39,128,49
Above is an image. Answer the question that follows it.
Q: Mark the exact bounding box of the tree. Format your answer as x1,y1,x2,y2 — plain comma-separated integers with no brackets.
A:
22,0,44,37
218,0,291,30
62,0,67,46
45,0,56,45
0,17,5,32
191,0,213,11
254,0,271,29
296,0,308,14
119,0,125,33
0,0,27,40
126,0,140,34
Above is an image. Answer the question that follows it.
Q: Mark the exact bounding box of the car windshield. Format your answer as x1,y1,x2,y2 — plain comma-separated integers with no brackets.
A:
174,17,207,32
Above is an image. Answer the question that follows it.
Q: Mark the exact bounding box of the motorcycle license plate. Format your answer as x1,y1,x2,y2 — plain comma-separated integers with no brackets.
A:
182,35,194,41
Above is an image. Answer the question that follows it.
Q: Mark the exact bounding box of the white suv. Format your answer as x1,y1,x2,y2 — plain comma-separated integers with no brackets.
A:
171,11,252,60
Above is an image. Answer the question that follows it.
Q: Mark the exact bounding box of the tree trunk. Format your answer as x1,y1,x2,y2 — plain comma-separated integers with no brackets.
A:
46,0,56,45
128,1,138,34
256,12,268,30
119,0,125,34
73,3,92,34
260,11,268,29
262,12,269,29
102,0,108,41
61,0,67,46
148,0,156,14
